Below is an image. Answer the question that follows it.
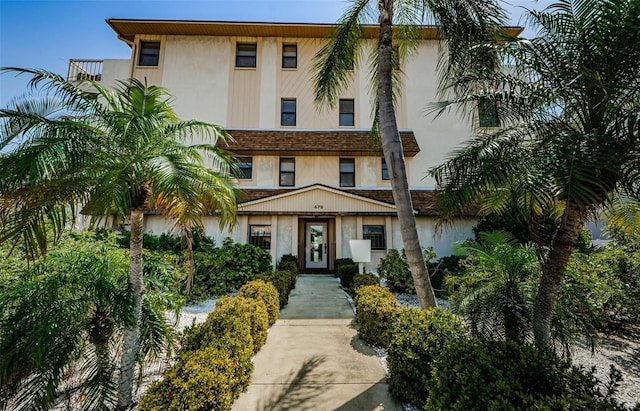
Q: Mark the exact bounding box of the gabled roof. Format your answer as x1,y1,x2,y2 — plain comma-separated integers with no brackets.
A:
238,185,477,216
106,19,524,44
221,129,420,157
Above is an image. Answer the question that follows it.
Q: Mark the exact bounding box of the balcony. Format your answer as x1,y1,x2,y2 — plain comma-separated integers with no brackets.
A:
67,59,103,82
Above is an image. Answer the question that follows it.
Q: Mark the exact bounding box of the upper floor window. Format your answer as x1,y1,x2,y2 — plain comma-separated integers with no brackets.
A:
249,225,271,250
340,158,355,187
282,44,297,68
281,99,296,126
339,99,355,126
280,158,295,186
235,156,253,179
363,225,386,250
478,98,500,128
138,41,160,66
236,43,257,68
381,158,389,180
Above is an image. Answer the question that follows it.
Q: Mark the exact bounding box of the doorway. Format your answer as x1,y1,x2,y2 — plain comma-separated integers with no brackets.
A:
305,222,328,269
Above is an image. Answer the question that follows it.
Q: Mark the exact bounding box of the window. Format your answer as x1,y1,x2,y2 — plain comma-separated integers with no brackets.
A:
339,99,354,126
478,98,500,128
340,158,355,187
138,41,160,66
249,225,271,250
281,99,296,126
363,225,386,250
236,43,257,68
280,158,295,186
235,156,253,179
282,43,297,68
381,158,389,180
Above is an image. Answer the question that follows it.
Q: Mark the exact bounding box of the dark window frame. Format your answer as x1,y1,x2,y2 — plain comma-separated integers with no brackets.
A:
236,42,257,68
279,157,295,187
339,99,355,126
363,225,386,250
282,43,297,68
281,99,296,126
339,158,355,187
235,156,253,179
249,225,271,250
381,158,389,180
478,98,500,128
138,41,160,67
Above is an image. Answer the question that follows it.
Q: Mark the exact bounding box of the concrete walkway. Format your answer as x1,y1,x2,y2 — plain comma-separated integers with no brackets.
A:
232,275,402,411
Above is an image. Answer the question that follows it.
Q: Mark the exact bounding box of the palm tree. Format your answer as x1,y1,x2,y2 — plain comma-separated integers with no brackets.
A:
0,235,180,411
313,0,505,309
430,0,640,347
0,69,239,408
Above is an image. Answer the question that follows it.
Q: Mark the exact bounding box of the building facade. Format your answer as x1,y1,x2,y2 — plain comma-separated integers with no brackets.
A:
69,19,520,271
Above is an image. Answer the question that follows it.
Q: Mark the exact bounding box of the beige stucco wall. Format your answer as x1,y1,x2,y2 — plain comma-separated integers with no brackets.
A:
100,59,131,89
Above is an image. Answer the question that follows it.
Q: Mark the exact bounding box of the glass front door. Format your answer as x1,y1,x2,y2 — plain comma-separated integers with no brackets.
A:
305,222,327,269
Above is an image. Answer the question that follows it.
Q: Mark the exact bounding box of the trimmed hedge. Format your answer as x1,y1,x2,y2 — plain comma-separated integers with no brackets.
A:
139,347,252,411
215,296,269,353
354,285,400,347
377,249,414,293
426,339,629,411
337,263,359,289
351,273,380,296
387,307,468,406
238,280,280,326
256,270,297,308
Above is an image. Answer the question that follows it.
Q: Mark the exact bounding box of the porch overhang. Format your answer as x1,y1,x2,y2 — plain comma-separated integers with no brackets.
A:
238,184,408,215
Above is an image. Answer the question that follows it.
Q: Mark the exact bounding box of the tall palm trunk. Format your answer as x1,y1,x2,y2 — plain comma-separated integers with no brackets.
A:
532,203,587,348
116,208,144,410
378,0,437,309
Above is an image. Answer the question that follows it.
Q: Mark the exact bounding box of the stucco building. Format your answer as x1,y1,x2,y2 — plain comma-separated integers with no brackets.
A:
69,19,521,271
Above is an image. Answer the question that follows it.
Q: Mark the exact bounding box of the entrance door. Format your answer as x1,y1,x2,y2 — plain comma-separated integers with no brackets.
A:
305,222,328,269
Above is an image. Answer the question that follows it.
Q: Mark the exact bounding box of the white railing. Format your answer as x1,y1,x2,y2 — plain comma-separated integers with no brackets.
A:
67,59,103,82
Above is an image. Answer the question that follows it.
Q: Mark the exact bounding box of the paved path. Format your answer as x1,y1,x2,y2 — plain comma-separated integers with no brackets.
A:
232,275,402,411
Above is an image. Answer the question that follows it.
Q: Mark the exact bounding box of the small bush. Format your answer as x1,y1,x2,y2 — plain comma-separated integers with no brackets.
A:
179,308,253,361
277,260,298,276
337,263,358,289
387,307,468,406
426,339,628,410
256,271,296,308
377,249,414,293
238,280,280,325
334,258,355,278
139,346,252,411
351,273,380,296
215,296,269,353
354,285,400,347
427,255,465,297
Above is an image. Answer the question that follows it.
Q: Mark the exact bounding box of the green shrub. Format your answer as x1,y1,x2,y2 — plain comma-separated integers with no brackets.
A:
139,346,252,411
351,273,380,296
238,280,280,325
337,263,358,289
377,249,414,293
179,308,253,361
354,285,400,347
427,254,465,298
256,271,296,308
387,307,468,406
215,296,269,353
277,260,299,276
191,238,272,298
426,339,628,411
334,258,355,278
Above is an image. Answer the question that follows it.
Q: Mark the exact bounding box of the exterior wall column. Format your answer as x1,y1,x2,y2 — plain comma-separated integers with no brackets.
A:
356,216,364,239
239,215,248,244
291,215,298,259
270,215,278,268
335,216,342,259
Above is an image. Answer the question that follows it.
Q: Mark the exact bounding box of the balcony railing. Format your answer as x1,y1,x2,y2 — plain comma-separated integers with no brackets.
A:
67,59,103,82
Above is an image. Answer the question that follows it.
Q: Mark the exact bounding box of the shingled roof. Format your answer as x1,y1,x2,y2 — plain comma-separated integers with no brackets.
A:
219,129,420,157
238,187,477,216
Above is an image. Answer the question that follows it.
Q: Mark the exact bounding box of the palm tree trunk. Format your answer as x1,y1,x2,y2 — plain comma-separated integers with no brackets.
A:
116,208,144,410
533,204,587,348
378,0,437,309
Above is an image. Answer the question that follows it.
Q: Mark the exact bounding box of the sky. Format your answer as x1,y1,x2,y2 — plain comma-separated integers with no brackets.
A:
0,0,553,107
